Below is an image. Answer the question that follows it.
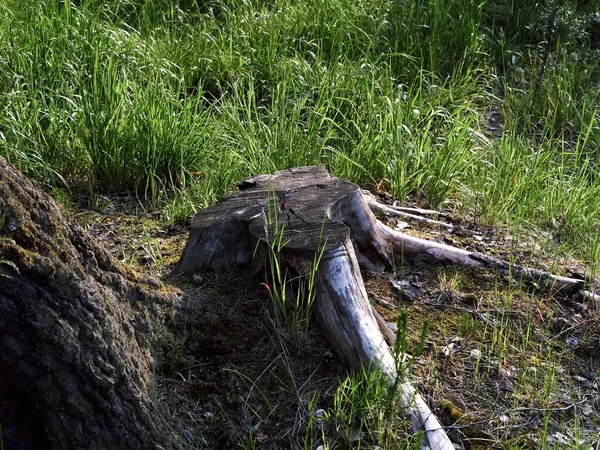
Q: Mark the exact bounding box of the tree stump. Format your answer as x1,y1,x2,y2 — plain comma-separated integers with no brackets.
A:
0,158,182,450
177,166,598,450
177,166,455,449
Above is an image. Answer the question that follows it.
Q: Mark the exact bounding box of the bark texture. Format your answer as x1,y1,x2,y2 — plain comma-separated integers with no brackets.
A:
177,166,454,449
0,158,181,450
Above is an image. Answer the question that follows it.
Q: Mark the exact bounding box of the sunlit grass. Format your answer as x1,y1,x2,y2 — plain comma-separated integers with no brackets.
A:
1,0,596,257
2,1,598,267
4,1,598,447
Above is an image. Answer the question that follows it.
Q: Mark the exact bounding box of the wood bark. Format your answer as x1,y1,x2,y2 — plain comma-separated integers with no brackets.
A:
0,158,181,450
177,166,456,449
177,166,598,449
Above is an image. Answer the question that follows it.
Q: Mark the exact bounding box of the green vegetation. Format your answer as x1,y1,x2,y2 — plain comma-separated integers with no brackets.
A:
261,193,326,341
2,0,600,448
0,214,18,277
1,0,599,265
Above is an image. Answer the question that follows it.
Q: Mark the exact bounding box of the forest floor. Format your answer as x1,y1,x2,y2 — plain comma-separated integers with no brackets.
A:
69,186,600,450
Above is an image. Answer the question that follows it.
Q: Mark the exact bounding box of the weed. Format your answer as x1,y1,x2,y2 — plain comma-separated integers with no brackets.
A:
260,187,326,341
140,231,164,272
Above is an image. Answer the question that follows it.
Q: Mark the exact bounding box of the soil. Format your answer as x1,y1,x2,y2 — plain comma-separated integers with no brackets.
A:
67,187,599,449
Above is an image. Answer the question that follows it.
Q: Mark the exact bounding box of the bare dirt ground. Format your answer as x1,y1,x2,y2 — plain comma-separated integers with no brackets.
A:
69,189,599,450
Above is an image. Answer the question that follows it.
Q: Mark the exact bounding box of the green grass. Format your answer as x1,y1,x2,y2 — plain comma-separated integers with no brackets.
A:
2,0,598,261
1,1,600,445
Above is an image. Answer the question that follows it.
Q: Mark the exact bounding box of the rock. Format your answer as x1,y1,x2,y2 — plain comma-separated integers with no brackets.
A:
192,273,204,285
565,336,580,347
390,278,420,302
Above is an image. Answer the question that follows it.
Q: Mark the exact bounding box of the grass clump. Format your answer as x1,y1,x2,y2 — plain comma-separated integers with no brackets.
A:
2,0,598,263
2,1,600,446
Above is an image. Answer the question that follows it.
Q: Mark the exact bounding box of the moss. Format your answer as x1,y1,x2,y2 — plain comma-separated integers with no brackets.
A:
440,399,464,422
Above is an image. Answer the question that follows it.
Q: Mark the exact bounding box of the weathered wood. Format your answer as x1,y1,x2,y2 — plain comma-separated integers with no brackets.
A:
177,165,597,449
177,166,454,449
367,199,454,231
378,223,593,297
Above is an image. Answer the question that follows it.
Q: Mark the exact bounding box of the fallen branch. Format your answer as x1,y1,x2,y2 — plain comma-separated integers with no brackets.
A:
367,199,454,231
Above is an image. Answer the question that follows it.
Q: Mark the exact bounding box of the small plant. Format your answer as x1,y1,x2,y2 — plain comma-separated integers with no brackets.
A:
51,187,73,210
0,241,18,278
140,232,164,272
459,312,477,337
386,309,429,413
163,190,196,226
260,187,326,341
438,269,463,302
320,308,428,448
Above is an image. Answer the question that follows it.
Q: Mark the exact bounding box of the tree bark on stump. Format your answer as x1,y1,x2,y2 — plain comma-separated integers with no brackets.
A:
0,158,181,450
177,166,598,450
177,166,455,449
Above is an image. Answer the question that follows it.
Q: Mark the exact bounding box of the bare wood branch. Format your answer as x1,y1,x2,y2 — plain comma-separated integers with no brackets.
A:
367,199,454,231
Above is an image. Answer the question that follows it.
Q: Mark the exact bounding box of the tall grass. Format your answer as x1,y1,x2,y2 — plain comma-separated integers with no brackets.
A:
1,0,599,264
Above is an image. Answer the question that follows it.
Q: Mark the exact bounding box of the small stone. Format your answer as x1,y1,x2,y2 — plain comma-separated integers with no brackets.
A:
498,414,509,424
390,278,420,302
547,432,570,446
566,336,579,347
580,371,596,381
528,366,537,374
394,221,410,230
192,274,204,285
582,404,594,417
470,349,481,359
441,340,461,356
498,378,514,393
203,411,214,420
574,375,592,388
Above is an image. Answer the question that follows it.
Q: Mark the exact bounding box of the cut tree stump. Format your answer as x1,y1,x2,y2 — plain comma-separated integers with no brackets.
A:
0,158,182,450
177,166,598,450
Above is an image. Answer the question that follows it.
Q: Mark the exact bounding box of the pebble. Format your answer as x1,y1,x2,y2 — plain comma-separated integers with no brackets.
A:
574,375,593,388
580,371,596,381
565,336,580,347
470,349,481,359
192,273,204,285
